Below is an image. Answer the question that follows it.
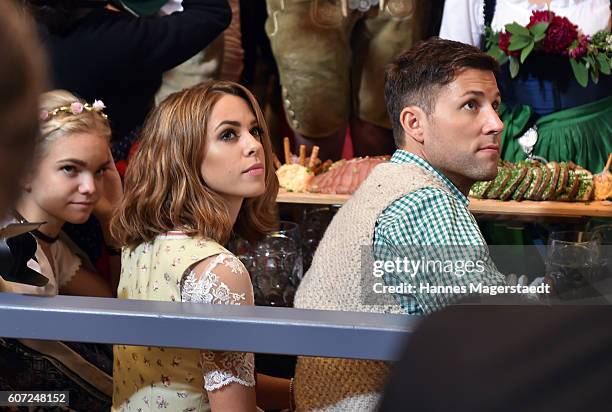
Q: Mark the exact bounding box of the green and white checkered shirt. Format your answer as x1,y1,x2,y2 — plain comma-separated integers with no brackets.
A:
373,150,506,314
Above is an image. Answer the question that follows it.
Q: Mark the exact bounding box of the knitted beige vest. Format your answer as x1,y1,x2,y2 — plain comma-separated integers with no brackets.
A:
294,162,449,412
113,235,227,412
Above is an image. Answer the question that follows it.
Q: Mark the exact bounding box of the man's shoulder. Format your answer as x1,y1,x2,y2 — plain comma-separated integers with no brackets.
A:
375,186,470,243
380,186,463,219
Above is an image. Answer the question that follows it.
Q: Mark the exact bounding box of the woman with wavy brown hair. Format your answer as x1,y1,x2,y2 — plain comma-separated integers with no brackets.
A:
111,80,279,412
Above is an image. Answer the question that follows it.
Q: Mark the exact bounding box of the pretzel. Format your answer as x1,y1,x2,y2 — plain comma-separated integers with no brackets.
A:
341,0,348,17
299,145,306,166
308,146,320,169
313,159,333,174
283,137,293,165
273,153,282,169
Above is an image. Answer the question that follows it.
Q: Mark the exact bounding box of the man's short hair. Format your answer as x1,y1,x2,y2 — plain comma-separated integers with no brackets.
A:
384,37,499,147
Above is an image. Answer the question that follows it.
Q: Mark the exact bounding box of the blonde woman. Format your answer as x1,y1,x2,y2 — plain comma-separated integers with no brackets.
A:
10,89,121,297
111,81,285,411
1,90,120,411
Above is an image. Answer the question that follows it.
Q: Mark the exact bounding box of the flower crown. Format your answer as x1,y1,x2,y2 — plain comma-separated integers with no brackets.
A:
39,99,108,122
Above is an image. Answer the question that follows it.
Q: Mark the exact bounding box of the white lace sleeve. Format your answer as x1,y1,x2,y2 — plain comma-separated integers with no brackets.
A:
181,253,256,392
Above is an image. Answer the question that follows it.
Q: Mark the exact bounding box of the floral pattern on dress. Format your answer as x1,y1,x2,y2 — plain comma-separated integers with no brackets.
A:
113,238,255,412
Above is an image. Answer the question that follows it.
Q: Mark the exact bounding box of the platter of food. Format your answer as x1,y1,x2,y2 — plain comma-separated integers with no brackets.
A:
277,188,611,217
275,148,612,218
274,138,389,195
469,159,607,202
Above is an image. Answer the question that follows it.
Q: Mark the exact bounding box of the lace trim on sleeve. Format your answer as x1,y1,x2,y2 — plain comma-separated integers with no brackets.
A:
181,253,247,305
201,351,256,391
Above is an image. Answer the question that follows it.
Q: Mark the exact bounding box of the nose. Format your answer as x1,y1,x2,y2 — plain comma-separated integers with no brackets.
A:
243,132,263,157
483,106,504,137
78,173,97,195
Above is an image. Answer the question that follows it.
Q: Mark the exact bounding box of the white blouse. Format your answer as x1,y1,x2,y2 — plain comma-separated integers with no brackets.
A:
5,235,81,296
440,0,612,46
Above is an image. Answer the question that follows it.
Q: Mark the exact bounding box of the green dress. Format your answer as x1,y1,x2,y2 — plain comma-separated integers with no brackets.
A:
500,95,612,173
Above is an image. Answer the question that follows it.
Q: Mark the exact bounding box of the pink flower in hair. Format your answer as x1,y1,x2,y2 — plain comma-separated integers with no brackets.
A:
92,100,106,111
70,102,84,115
39,110,49,121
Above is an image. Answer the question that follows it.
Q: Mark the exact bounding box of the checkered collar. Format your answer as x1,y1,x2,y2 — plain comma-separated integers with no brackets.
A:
390,150,469,206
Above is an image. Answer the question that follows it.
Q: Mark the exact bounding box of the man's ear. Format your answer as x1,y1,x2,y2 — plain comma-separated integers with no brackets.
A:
399,106,427,145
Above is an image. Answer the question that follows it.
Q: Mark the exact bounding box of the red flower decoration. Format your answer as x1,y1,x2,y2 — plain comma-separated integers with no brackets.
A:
527,10,551,28
569,34,590,59
498,31,520,57
542,14,578,55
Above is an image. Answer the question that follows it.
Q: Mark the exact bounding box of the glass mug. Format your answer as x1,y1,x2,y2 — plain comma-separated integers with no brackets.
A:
300,206,338,272
545,231,601,300
230,221,303,307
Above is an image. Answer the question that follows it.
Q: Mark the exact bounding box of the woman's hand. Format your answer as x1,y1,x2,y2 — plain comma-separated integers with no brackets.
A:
94,150,123,222
94,149,123,251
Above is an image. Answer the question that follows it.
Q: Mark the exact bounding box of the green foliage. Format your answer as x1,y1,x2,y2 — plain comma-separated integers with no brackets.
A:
570,58,588,87
520,41,534,63
506,22,530,37
596,52,611,75
509,57,520,78
529,22,549,42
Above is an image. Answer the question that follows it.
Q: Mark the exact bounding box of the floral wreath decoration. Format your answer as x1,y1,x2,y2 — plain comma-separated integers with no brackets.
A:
39,99,108,122
485,10,612,87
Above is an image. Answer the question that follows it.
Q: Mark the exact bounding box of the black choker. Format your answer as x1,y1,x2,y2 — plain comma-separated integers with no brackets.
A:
13,212,59,244
31,229,60,244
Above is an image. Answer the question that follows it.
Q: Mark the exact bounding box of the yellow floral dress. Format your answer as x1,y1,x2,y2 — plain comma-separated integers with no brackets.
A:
112,232,255,411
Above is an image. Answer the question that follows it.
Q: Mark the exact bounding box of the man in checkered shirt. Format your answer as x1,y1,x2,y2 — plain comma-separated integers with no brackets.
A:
373,37,508,315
